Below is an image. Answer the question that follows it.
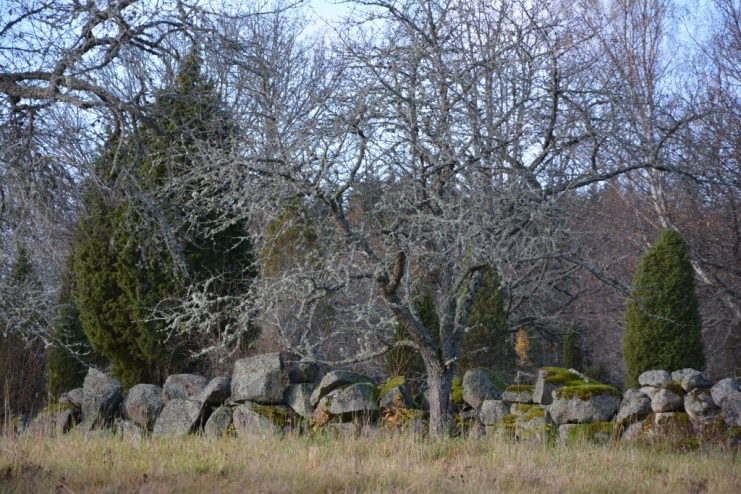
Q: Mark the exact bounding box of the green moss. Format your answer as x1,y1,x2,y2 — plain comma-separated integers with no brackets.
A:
451,378,463,405
522,406,546,421
39,402,76,415
541,367,596,387
375,376,405,402
512,403,533,414
504,385,535,393
554,384,622,401
500,413,517,425
480,368,507,393
660,381,685,396
566,422,617,444
249,406,293,428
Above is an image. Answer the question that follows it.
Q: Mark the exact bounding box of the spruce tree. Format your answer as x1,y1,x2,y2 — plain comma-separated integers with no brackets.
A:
623,229,705,388
459,267,513,377
71,51,254,388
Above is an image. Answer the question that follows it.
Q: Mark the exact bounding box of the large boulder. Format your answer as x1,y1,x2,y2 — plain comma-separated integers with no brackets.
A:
284,383,315,418
638,370,671,388
162,374,209,403
232,353,286,404
327,383,379,415
616,389,652,425
710,378,741,408
196,376,232,405
204,406,233,437
461,368,506,409
288,361,322,384
232,403,282,436
122,384,164,430
152,399,205,436
310,370,376,407
684,388,720,425
81,368,123,430
672,369,712,392
377,376,413,409
479,400,510,426
533,367,594,406
651,382,685,413
720,393,741,428
549,385,621,425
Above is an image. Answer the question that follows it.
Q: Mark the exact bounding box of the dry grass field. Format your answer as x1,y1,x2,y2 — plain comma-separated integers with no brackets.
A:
0,431,739,493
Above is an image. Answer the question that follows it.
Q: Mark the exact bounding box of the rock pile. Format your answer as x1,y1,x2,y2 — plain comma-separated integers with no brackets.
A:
21,356,741,447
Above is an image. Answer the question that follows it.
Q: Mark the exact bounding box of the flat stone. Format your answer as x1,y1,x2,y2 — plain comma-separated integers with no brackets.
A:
549,391,621,425
328,383,379,415
502,385,534,404
676,370,712,392
310,370,376,407
533,369,558,405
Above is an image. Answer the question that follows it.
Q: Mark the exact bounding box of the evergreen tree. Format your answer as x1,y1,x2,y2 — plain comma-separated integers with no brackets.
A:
71,51,254,388
623,229,705,388
561,327,584,372
459,267,513,377
46,257,105,395
0,246,47,415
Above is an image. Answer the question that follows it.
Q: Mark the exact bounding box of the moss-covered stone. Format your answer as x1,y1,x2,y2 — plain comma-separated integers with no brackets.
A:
376,376,405,399
39,402,76,415
554,384,622,401
504,385,535,393
541,367,596,387
660,380,686,397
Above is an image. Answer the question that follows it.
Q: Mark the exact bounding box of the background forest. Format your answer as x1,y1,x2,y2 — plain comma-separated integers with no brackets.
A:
0,0,739,434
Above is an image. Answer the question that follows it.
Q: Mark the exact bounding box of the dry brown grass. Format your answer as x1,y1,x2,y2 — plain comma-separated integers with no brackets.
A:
0,431,738,493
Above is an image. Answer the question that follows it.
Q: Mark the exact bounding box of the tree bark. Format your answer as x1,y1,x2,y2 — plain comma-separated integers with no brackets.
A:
424,359,456,438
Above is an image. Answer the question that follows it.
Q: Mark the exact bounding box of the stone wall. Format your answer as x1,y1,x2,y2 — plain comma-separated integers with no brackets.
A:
16,354,741,448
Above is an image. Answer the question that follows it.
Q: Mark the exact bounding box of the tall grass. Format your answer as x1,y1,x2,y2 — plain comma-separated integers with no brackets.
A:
1,430,738,493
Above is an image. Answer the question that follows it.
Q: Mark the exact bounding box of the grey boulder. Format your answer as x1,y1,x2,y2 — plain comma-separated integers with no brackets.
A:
638,370,671,387
162,374,209,403
233,403,281,436
710,378,741,408
284,383,316,418
232,353,286,404
502,386,534,404
651,387,685,413
549,388,621,425
684,388,720,425
122,384,164,430
327,383,379,415
720,393,741,428
479,400,510,426
378,377,413,409
616,389,652,425
81,368,123,430
461,369,506,409
204,406,233,437
152,399,205,436
196,376,232,405
310,370,376,407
